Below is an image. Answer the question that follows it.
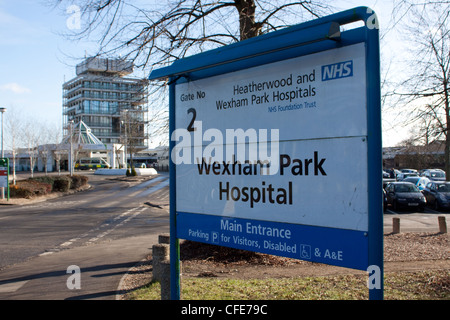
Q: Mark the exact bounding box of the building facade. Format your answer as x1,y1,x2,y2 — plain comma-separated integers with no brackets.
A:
62,57,149,148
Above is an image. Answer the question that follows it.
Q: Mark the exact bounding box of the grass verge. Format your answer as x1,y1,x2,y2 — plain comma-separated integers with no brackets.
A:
125,270,449,300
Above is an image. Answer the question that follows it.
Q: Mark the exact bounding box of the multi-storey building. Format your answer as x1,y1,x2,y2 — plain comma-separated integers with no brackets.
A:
62,57,149,148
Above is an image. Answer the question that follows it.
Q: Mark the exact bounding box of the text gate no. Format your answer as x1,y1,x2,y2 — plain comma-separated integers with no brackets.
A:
149,6,383,300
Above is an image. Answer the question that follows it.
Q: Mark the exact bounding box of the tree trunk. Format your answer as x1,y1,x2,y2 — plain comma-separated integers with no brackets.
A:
234,0,261,40
444,80,450,178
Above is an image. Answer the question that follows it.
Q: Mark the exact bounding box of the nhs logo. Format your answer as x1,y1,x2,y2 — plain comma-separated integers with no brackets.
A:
321,60,353,81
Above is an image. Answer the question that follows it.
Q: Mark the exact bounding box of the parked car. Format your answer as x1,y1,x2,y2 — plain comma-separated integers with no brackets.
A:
385,182,426,211
422,181,450,210
402,176,431,191
396,172,419,181
401,169,418,174
420,169,446,181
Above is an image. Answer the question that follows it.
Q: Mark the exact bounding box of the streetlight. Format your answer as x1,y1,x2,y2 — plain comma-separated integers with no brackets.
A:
0,107,6,200
121,109,128,170
68,120,74,177
0,107,6,158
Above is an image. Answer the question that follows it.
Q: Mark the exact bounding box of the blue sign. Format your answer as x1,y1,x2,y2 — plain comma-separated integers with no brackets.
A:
177,212,368,270
150,6,383,300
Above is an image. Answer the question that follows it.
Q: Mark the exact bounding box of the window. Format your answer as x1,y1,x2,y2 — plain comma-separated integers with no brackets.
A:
91,100,100,113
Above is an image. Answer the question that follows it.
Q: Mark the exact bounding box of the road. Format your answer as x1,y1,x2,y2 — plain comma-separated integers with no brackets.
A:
0,172,169,300
0,171,447,300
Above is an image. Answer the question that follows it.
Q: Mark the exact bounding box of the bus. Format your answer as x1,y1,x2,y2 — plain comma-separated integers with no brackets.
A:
75,158,110,170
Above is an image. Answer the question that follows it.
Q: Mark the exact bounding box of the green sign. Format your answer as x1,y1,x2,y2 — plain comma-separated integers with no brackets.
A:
0,157,9,200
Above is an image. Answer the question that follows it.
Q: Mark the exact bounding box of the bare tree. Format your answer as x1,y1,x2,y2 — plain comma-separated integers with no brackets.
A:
4,106,25,184
121,107,148,171
23,120,41,178
389,1,450,175
50,1,334,145
38,124,62,175
52,1,333,68
50,125,64,175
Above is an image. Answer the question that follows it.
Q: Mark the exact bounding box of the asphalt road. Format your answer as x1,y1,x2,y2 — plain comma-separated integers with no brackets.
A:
0,171,447,300
0,172,170,300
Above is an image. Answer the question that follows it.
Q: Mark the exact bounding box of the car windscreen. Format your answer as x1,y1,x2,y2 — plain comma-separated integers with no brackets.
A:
395,184,419,192
431,171,445,178
437,184,450,192
403,178,419,183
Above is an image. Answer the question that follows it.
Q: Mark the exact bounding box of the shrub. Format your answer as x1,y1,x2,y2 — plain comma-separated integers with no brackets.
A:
9,184,34,198
10,179,52,198
29,176,56,191
70,175,81,189
78,175,88,187
53,177,71,192
9,175,89,198
68,174,89,189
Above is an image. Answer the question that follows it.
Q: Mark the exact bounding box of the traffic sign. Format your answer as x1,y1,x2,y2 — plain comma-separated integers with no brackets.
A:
0,158,9,200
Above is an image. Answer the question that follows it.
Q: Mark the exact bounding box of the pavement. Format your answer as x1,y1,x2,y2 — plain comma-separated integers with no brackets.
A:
0,231,167,300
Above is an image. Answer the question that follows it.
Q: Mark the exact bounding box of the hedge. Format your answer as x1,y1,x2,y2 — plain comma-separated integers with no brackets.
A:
10,175,89,198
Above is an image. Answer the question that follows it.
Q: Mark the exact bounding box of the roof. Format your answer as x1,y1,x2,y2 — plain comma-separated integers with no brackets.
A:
61,120,106,150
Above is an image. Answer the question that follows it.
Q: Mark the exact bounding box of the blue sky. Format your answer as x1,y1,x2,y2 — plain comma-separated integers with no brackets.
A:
0,0,96,128
0,0,403,146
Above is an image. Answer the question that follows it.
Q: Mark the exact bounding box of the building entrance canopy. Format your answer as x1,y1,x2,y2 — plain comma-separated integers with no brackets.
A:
61,120,106,150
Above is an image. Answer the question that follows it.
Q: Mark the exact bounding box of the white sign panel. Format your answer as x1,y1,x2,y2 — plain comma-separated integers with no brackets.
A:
0,166,7,188
173,43,368,232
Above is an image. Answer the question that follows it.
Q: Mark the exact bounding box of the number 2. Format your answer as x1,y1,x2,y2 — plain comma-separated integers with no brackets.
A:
187,108,196,132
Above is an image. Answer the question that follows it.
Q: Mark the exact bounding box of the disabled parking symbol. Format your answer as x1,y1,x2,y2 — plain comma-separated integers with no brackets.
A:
300,244,311,259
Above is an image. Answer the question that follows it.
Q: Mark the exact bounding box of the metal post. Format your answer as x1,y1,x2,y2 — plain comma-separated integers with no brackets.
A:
69,121,74,176
1,107,5,158
169,79,181,300
121,109,128,170
364,8,384,300
0,107,6,200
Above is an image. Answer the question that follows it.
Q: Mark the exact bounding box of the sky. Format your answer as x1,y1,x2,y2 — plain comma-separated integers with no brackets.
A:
0,0,405,147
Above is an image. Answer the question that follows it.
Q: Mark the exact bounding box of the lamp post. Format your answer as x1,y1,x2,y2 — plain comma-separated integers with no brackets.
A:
121,109,128,170
0,107,6,158
0,107,6,200
69,120,74,177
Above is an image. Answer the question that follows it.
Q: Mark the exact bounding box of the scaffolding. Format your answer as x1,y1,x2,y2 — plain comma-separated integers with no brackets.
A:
62,57,149,149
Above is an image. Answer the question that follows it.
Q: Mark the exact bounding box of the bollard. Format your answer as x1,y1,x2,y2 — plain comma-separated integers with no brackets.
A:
392,217,400,234
160,259,171,300
159,233,170,244
438,216,447,234
152,243,169,282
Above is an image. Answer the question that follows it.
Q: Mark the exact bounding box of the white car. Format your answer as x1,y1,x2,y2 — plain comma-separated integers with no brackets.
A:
421,169,446,181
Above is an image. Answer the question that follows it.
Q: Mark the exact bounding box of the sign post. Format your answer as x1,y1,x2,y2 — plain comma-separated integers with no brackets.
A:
150,6,383,300
0,158,9,201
